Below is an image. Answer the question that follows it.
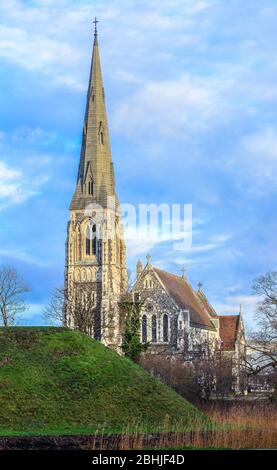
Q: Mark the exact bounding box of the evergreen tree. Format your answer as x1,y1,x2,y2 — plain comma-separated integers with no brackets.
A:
122,300,149,362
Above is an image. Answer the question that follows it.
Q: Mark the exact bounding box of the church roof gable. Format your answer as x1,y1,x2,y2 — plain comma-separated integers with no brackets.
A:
153,268,216,331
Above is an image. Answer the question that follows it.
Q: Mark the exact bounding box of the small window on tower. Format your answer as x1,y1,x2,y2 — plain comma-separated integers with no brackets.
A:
100,131,104,145
88,180,93,195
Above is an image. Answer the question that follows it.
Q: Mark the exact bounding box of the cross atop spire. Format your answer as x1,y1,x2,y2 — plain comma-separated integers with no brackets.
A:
93,17,99,37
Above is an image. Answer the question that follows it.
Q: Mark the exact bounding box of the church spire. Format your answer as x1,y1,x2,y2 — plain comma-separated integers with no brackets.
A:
71,20,115,209
65,23,127,350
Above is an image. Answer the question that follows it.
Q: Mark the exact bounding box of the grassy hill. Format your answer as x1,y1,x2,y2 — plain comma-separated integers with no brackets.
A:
0,327,207,436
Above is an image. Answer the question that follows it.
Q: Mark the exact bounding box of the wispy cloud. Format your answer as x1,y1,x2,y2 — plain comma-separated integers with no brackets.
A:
240,127,277,185
214,295,260,327
113,74,226,138
11,127,56,146
0,161,31,207
0,158,49,210
0,248,55,267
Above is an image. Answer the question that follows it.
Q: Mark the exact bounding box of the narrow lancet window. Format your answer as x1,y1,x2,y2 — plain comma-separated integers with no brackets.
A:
142,315,147,343
92,224,97,255
163,314,169,342
86,225,91,256
152,315,157,343
88,180,93,195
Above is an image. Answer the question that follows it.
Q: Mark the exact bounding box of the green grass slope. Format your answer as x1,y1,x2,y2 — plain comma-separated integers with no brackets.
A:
0,327,206,436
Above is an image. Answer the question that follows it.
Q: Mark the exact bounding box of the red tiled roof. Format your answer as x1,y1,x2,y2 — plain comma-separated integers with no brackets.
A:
196,290,218,318
153,268,216,331
218,315,240,351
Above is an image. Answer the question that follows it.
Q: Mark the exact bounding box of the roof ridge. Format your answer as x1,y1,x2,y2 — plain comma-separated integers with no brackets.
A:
218,314,240,318
153,267,183,281
196,289,218,318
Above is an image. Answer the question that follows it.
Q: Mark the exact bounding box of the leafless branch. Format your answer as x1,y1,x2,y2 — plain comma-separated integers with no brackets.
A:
0,265,30,327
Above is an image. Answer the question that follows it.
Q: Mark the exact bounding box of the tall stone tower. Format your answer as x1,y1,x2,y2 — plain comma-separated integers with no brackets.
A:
65,21,127,349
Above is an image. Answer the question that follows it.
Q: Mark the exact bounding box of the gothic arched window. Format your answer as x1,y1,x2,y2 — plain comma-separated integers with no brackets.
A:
152,315,157,343
142,314,147,343
163,314,169,342
85,222,97,257
100,131,104,145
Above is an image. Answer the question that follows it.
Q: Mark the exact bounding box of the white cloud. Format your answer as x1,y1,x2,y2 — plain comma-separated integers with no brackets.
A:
127,238,157,260
214,294,260,327
0,248,54,267
0,162,30,206
18,303,47,321
0,25,78,68
210,233,232,244
0,0,217,93
0,159,49,209
0,0,88,89
113,74,226,138
12,127,56,146
226,127,277,190
242,127,277,161
0,161,20,180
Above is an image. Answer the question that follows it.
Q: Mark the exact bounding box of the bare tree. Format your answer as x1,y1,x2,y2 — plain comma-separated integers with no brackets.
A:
140,330,238,401
248,272,277,377
44,283,117,341
0,265,30,326
182,332,225,400
189,331,246,398
67,284,96,335
44,284,96,334
43,286,65,326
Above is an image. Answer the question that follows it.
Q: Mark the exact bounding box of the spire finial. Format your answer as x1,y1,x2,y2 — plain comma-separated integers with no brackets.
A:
146,254,151,265
93,17,99,37
198,282,203,291
181,267,187,279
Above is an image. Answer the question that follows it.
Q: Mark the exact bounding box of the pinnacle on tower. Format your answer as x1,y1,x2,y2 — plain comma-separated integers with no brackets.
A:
136,259,143,279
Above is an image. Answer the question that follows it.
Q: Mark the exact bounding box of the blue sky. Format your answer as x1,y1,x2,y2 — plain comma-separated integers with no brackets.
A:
0,0,276,329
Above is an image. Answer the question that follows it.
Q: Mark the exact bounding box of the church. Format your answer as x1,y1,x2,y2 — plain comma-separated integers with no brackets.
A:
64,22,245,374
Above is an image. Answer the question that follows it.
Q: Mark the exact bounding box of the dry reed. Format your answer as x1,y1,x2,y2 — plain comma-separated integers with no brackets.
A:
89,401,277,450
